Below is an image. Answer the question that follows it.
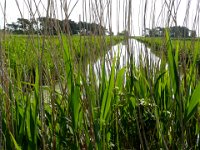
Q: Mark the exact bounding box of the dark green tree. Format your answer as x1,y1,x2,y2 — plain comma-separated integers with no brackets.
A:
6,17,107,35
191,30,196,37
117,30,129,36
6,22,19,32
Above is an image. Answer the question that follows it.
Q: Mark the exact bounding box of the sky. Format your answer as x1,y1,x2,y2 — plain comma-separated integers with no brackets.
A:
0,0,199,36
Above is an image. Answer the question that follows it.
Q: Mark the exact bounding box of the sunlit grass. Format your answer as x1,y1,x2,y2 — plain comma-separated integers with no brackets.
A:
1,0,200,149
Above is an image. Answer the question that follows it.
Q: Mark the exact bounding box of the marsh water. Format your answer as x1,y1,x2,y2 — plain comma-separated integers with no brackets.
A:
92,39,161,79
43,39,162,101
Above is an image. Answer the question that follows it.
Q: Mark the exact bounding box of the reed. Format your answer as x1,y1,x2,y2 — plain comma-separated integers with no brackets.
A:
0,0,200,149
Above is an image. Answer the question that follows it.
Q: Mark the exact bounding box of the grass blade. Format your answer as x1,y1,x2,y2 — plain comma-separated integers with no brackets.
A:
186,82,200,122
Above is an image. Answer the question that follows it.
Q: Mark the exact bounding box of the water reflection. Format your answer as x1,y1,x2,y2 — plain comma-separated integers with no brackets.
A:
92,39,161,79
44,39,162,102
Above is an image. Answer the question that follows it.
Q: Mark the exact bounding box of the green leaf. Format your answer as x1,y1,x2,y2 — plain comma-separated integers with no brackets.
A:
71,78,81,130
10,131,22,150
186,82,200,122
116,67,126,90
26,98,32,142
100,57,116,129
165,29,179,96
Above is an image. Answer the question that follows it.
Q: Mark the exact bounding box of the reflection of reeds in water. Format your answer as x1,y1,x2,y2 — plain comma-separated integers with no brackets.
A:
0,0,200,149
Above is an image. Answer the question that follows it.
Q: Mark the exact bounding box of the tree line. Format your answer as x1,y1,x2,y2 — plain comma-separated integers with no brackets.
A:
6,17,111,35
143,26,196,38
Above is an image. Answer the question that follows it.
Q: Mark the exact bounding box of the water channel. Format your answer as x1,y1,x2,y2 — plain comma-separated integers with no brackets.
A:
92,39,161,80
43,39,162,101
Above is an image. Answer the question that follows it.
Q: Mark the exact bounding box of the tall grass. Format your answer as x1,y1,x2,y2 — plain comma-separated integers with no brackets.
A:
0,0,200,149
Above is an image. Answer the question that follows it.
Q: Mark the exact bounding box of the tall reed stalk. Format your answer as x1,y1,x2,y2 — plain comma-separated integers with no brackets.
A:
0,0,200,149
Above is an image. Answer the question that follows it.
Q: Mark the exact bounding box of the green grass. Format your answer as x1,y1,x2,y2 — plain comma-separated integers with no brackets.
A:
134,36,200,60
4,35,123,86
1,32,200,149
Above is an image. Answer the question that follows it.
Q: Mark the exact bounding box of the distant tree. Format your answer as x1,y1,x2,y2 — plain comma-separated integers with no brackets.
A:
107,30,114,36
17,18,31,32
191,30,196,37
37,17,59,35
7,18,37,34
6,17,107,35
143,28,150,37
29,18,38,33
118,30,129,36
6,22,19,32
61,19,79,34
76,21,107,35
69,20,79,34
146,26,193,38
170,26,189,38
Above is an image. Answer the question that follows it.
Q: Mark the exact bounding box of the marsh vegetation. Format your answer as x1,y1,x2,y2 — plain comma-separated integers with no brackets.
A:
0,0,200,149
